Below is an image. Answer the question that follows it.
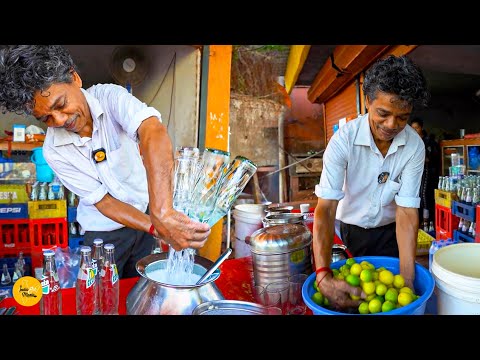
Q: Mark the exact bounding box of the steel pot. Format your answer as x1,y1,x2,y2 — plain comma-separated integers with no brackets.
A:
332,244,349,263
246,223,313,288
126,252,224,315
262,213,305,227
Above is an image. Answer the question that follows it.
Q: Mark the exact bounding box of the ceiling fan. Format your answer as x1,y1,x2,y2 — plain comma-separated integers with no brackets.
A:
109,46,149,94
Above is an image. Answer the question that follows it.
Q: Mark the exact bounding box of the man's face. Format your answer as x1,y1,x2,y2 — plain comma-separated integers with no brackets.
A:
32,71,91,137
366,91,412,142
410,122,423,137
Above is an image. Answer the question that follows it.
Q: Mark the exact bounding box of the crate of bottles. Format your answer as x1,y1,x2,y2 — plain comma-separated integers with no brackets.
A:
434,189,457,209
453,230,475,243
28,200,67,219
0,219,31,255
452,200,476,223
0,184,29,204
435,204,460,240
477,205,480,243
29,217,68,253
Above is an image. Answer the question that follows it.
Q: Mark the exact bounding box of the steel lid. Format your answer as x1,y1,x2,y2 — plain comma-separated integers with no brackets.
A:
247,223,312,254
263,213,305,226
192,300,268,315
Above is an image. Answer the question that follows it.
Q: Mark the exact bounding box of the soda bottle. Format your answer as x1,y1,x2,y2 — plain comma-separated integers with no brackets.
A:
40,249,62,315
76,246,96,315
91,238,104,315
99,243,119,315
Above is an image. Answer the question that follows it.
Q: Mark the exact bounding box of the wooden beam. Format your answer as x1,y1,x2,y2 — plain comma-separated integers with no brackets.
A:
307,45,390,104
198,45,232,262
307,45,419,105
284,45,311,94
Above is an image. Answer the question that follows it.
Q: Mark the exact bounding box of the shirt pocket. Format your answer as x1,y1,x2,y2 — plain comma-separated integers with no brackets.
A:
107,144,134,182
380,179,401,206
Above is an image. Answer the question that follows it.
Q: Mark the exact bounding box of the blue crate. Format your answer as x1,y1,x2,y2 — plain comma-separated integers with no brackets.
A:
0,284,13,298
68,236,84,249
0,256,32,277
67,207,77,222
453,229,475,243
452,201,476,222
0,203,28,219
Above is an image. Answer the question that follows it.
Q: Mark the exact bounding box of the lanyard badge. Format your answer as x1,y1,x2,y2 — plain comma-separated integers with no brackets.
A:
92,148,107,163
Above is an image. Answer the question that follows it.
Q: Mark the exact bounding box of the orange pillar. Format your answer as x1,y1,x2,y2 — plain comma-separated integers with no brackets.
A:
198,45,232,261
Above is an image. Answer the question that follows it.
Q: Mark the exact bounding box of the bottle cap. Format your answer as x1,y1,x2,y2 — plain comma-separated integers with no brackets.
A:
104,243,115,251
80,246,91,253
93,238,104,245
43,249,55,256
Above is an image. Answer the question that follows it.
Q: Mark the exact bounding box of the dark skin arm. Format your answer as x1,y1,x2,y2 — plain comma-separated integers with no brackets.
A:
395,206,418,290
312,197,365,310
137,117,211,251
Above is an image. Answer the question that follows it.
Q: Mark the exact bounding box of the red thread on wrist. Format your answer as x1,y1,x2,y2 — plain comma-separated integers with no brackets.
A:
315,266,333,276
149,224,155,236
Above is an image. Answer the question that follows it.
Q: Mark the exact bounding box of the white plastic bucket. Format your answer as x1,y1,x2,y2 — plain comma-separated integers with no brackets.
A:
232,205,264,259
431,243,480,315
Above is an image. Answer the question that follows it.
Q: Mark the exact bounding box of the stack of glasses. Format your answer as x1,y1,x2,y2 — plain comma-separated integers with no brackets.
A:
165,147,258,275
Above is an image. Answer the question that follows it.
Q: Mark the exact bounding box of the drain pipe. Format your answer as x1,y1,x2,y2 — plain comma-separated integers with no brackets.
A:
277,76,288,203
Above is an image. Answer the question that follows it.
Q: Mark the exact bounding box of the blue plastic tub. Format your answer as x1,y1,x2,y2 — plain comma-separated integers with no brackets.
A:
302,256,435,315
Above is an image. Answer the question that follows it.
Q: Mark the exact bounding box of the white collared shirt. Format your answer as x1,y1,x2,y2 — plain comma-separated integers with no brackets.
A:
43,84,162,231
315,113,425,229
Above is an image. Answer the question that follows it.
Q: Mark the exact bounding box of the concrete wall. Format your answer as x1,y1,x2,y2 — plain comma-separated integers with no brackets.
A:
229,93,284,167
0,45,200,150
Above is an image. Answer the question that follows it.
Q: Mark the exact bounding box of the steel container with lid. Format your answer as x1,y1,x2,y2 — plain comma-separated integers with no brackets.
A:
246,223,313,288
262,213,305,227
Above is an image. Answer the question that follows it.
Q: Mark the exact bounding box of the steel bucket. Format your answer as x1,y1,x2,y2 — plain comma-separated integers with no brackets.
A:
126,252,224,315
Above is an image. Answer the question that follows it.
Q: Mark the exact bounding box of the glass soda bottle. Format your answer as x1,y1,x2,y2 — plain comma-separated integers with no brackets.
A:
91,238,104,315
76,246,96,315
99,243,120,315
40,249,62,315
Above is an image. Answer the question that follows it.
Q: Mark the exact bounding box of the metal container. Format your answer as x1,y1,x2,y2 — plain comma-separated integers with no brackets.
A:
265,205,294,217
246,223,313,288
262,213,305,227
332,244,349,263
126,252,224,315
192,300,268,315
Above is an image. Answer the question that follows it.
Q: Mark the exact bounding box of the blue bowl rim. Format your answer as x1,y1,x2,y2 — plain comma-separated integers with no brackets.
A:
302,256,435,315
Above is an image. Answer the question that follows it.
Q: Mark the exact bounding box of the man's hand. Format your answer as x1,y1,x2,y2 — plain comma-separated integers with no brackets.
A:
317,273,366,310
151,208,211,251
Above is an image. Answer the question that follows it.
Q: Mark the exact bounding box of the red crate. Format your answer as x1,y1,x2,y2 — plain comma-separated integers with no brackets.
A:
29,217,68,253
0,219,31,255
435,204,460,240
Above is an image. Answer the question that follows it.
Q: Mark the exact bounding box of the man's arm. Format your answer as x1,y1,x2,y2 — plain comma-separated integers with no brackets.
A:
395,205,418,289
137,117,210,251
312,198,338,271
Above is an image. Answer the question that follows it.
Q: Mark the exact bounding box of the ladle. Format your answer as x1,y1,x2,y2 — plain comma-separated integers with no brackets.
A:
196,248,232,285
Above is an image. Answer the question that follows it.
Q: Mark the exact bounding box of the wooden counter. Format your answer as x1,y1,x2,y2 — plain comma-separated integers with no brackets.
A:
0,140,41,152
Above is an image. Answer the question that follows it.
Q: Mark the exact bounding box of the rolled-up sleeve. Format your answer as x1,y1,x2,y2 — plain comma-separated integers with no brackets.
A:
315,132,347,201
395,142,425,208
99,85,162,142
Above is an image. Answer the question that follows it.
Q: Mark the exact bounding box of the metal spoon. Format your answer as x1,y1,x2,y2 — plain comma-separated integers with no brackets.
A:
195,248,232,285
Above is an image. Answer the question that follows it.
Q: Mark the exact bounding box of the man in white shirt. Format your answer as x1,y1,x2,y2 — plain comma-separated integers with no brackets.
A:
312,55,430,310
0,45,211,278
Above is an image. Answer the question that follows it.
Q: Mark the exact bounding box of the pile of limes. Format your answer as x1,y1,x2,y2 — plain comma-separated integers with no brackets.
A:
311,258,419,314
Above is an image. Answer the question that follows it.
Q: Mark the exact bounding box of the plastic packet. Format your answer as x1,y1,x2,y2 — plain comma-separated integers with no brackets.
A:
55,247,81,289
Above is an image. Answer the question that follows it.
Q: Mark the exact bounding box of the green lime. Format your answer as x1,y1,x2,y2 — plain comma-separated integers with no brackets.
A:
311,291,324,305
345,274,360,287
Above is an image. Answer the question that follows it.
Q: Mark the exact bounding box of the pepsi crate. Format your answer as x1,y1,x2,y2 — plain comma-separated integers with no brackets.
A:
0,203,28,220
67,206,77,222
452,201,476,223
453,230,475,243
